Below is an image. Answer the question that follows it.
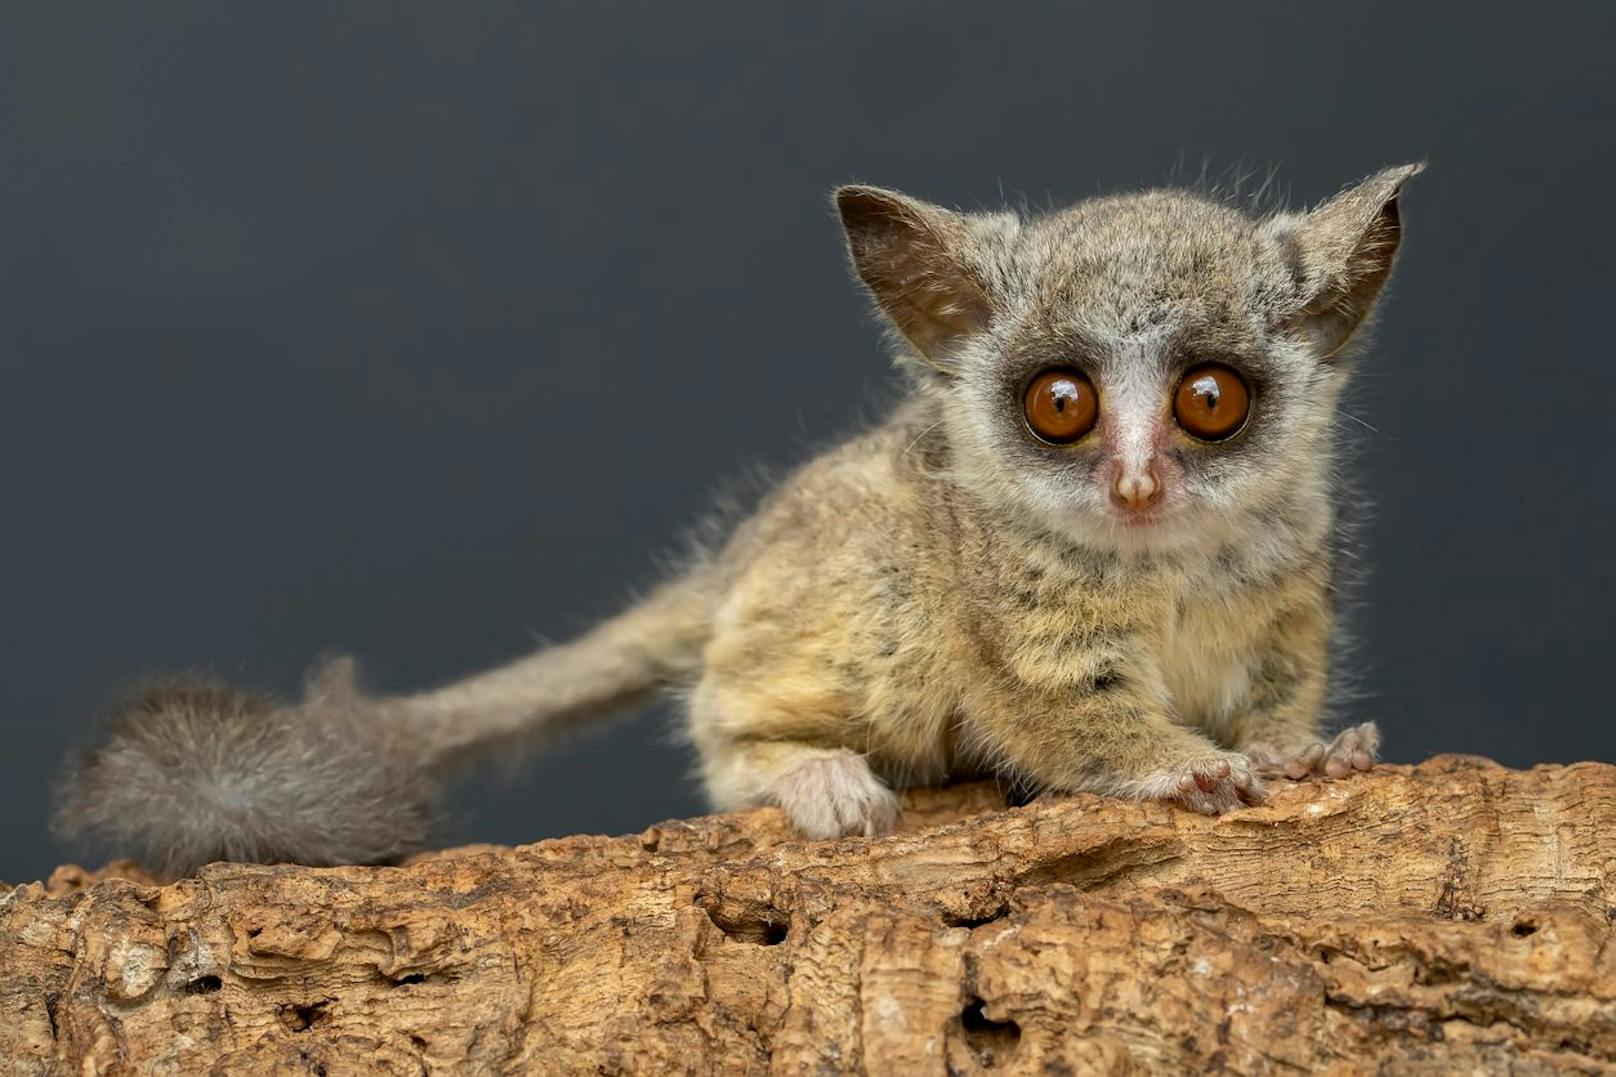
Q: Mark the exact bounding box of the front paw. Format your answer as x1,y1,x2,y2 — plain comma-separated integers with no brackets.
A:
1131,752,1266,814
1250,721,1381,780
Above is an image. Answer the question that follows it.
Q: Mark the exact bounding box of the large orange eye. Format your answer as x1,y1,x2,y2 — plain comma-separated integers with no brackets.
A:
1174,364,1250,441
1023,369,1098,444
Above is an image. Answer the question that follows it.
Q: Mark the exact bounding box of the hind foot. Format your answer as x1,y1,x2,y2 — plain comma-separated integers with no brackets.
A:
772,750,900,839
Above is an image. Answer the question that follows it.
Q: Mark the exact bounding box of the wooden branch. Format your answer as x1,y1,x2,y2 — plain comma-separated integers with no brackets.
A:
4,757,1613,1073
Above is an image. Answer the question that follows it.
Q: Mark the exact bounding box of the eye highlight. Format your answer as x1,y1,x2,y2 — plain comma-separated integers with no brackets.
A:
1173,364,1250,441
1023,369,1098,444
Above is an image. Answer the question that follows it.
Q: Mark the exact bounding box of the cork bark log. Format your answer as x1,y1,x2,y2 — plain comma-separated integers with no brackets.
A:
4,756,1614,1074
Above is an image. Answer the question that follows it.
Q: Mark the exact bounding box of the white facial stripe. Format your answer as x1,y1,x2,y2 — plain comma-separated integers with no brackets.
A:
1102,335,1169,479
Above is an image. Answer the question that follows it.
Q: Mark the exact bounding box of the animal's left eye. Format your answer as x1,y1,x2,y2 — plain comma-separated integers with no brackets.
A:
1173,364,1250,441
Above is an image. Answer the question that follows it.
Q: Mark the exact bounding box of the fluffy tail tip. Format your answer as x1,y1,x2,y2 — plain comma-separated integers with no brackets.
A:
55,673,441,879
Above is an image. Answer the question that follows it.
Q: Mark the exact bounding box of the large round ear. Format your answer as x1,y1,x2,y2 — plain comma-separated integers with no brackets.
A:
1273,163,1424,358
835,185,994,370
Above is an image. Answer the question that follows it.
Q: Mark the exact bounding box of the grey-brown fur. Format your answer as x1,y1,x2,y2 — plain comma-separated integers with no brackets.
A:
55,672,438,877
56,163,1421,876
57,581,712,875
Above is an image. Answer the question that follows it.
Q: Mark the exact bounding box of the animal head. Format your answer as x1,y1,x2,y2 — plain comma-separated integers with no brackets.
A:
836,165,1420,554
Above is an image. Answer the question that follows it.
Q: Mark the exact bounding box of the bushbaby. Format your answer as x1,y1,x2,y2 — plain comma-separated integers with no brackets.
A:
59,163,1419,876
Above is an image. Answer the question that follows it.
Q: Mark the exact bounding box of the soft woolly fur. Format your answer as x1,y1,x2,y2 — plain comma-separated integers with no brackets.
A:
57,163,1421,877
56,667,437,878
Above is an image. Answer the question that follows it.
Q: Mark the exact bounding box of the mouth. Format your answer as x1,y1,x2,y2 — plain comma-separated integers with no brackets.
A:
1113,504,1171,528
1111,504,1176,527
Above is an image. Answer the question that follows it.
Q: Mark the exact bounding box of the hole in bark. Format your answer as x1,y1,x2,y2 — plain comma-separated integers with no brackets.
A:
393,973,428,986
280,1001,329,1033
409,1034,428,1050
699,903,790,945
960,998,1020,1067
185,975,222,994
1512,918,1539,938
714,918,787,946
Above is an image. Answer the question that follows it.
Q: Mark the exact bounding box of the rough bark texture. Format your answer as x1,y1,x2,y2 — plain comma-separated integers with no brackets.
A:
4,756,1614,1074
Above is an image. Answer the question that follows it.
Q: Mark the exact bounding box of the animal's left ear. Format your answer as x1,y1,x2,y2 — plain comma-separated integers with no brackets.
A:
1272,163,1423,358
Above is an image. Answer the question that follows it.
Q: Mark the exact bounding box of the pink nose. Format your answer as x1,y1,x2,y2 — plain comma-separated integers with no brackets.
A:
1111,465,1161,510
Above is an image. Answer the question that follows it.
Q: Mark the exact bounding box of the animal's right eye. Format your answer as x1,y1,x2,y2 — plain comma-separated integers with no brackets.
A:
1023,369,1098,444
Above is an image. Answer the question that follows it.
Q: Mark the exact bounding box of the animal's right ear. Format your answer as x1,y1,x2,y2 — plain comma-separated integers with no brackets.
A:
835,186,993,370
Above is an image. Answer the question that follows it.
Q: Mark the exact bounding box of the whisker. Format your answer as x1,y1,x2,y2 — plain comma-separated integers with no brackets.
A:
900,420,945,458
1339,411,1392,440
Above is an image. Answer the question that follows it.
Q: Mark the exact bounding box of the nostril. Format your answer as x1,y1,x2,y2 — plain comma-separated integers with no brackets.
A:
1112,468,1161,509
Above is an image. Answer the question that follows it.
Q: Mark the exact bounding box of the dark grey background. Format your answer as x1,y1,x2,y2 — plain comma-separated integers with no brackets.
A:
3,3,1612,882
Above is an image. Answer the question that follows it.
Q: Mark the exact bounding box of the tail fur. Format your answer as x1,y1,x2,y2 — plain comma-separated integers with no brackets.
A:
55,577,715,878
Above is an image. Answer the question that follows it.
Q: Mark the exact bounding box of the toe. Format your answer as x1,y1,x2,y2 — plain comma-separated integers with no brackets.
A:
1284,743,1324,779
1234,771,1267,805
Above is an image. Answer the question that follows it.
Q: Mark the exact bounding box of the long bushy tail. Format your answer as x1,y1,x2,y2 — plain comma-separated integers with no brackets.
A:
55,576,716,878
